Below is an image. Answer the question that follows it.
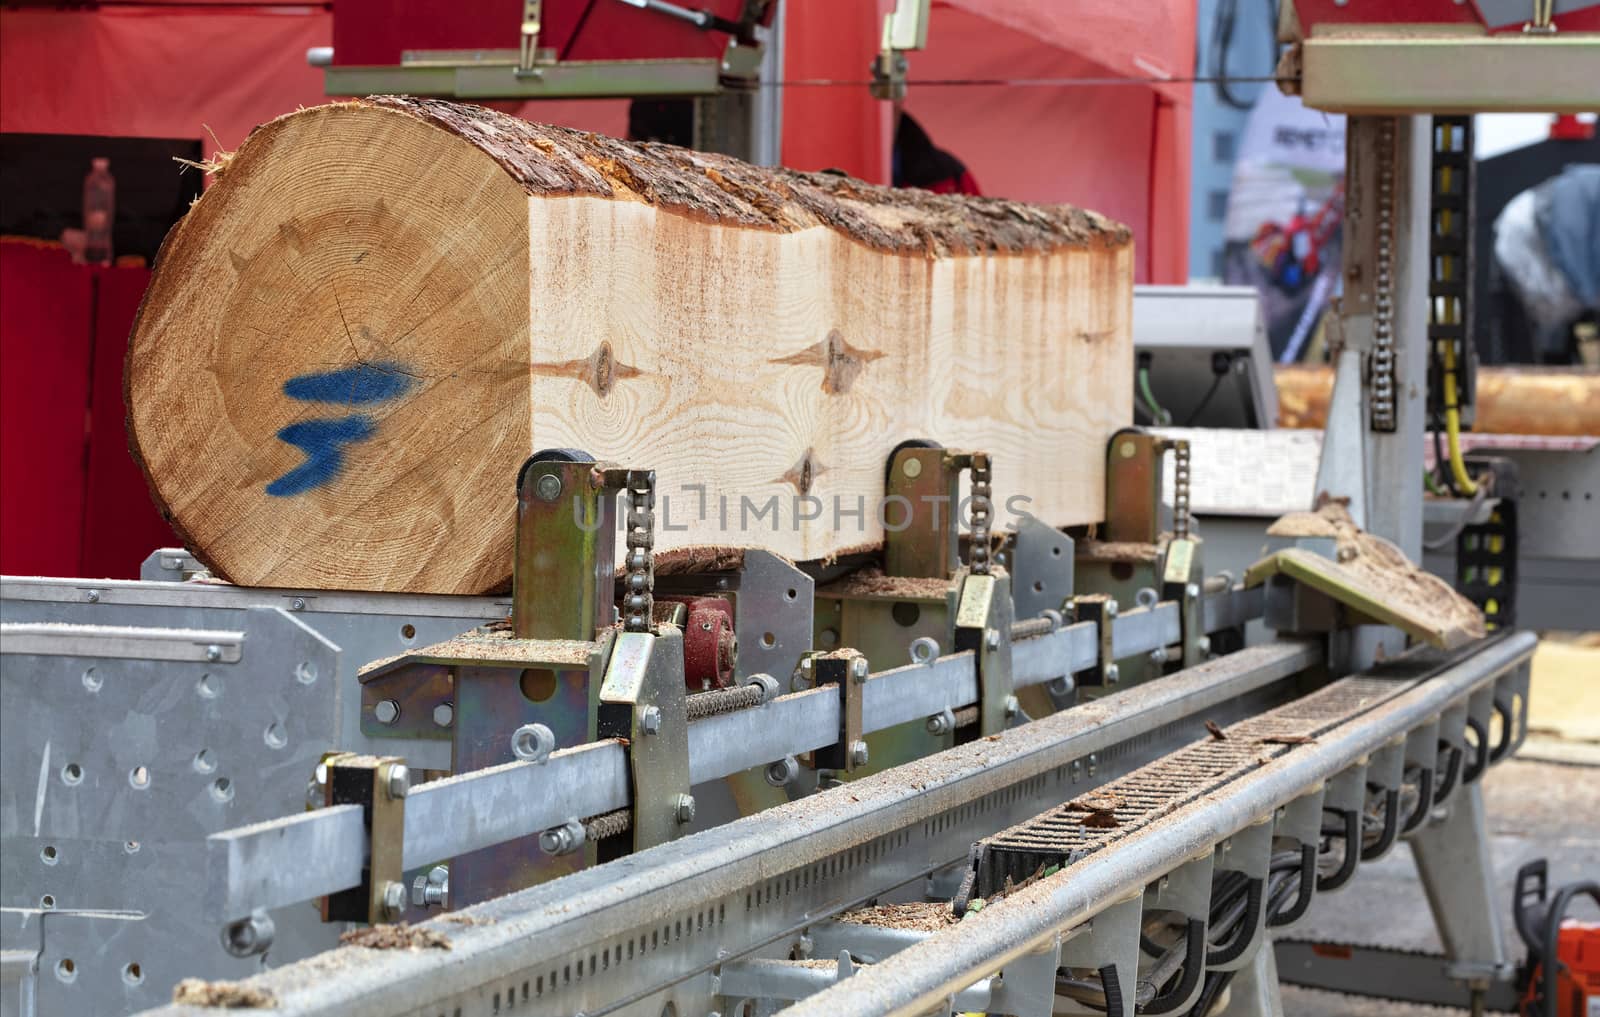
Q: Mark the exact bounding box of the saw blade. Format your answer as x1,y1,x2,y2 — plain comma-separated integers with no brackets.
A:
1273,939,1523,1012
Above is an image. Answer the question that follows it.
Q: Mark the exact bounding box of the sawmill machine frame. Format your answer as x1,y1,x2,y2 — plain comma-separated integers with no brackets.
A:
2,2,1598,1016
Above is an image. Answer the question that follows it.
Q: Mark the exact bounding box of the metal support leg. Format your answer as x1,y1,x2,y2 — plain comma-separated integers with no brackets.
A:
1219,935,1287,1017
1410,782,1511,982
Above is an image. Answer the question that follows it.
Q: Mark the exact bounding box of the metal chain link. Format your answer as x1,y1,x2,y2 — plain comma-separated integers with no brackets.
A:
1369,117,1399,433
621,470,656,633
1171,440,1191,540
968,453,993,575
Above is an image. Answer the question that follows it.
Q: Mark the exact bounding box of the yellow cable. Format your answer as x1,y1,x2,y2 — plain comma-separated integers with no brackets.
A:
1440,340,1478,495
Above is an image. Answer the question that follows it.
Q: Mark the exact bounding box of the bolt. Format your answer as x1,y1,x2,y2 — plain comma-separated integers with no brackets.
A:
1087,753,1099,776
539,821,582,856
387,764,410,800
1150,646,1169,665
765,756,798,787
985,628,1001,651
851,657,869,684
1004,695,1020,718
374,699,400,725
86,589,100,603
206,644,222,662
290,597,306,611
1047,675,1075,698
674,793,697,824
640,706,662,735
1070,759,1082,782
535,473,563,501
926,708,955,736
796,933,815,958
382,880,407,917
412,865,449,908
432,702,453,727
1105,663,1120,684
1105,600,1119,618
1198,636,1212,656
902,457,923,478
162,556,183,570
849,741,869,767
1186,583,1201,600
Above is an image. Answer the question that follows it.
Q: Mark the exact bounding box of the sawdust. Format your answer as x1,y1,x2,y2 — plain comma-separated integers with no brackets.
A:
790,958,851,969
441,912,497,926
820,567,955,600
339,923,452,951
647,545,750,576
172,978,277,1008
1077,540,1163,563
1264,502,1485,642
835,901,959,932
359,628,595,676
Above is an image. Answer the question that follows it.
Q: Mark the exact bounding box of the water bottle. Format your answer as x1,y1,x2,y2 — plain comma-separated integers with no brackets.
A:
83,157,115,266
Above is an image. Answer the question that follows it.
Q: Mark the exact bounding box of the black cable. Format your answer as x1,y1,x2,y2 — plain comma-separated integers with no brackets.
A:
1183,373,1228,427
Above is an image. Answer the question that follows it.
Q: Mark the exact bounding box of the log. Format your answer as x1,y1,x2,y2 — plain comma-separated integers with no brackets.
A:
1275,364,1600,435
126,97,1133,595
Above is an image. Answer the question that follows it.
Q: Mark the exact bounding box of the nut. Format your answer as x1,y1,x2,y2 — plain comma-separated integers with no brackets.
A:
386,764,410,800
674,793,697,824
640,706,662,735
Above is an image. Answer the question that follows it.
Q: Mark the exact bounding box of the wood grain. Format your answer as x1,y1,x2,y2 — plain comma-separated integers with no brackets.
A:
126,98,1134,594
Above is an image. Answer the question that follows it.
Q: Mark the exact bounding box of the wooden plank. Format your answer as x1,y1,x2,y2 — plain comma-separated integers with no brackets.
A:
126,97,1133,594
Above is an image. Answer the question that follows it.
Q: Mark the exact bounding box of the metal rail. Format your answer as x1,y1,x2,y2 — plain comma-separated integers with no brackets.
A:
201,586,1257,921
779,631,1536,1017
153,638,1317,1017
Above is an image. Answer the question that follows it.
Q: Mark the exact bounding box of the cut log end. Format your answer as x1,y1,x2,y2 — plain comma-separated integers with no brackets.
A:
127,99,1134,594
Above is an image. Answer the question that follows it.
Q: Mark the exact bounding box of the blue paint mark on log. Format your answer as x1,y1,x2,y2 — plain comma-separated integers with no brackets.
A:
266,415,376,497
283,363,417,405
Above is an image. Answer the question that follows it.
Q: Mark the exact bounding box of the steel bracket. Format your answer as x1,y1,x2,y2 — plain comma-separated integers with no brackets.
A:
321,754,407,925
884,443,989,580
811,651,869,775
954,571,1014,736
600,628,691,849
1071,594,1119,688
1209,818,1274,973
1057,894,1143,1017
1162,536,1205,668
516,451,621,641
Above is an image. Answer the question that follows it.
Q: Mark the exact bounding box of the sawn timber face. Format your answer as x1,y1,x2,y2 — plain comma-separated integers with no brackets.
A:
124,99,1133,595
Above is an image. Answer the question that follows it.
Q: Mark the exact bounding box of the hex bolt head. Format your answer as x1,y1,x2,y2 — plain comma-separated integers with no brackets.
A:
432,702,454,728
1198,636,1212,656
205,644,222,662
290,597,307,611
1105,600,1119,617
539,820,583,856
374,699,400,725
850,657,869,684
640,706,662,735
849,741,870,767
382,880,407,916
387,764,410,800
1105,663,1121,684
535,474,563,501
985,628,1001,651
674,793,697,824
926,709,954,735
1186,583,1201,600
765,756,798,788
1004,695,1020,718
86,589,100,603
